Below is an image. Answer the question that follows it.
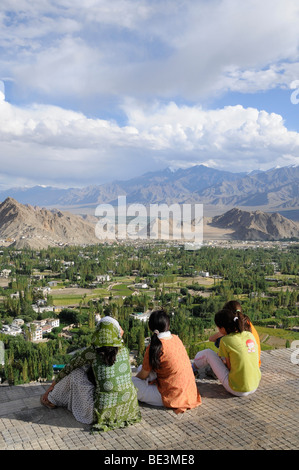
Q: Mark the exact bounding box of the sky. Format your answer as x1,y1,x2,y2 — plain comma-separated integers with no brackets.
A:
1,0,299,189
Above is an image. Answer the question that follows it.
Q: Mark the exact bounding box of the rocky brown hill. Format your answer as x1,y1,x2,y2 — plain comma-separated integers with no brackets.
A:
210,208,299,241
0,197,99,249
0,198,298,248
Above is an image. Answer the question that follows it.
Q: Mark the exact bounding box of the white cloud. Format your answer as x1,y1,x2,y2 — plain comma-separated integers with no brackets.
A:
1,1,299,187
123,100,299,169
1,87,299,187
2,0,299,103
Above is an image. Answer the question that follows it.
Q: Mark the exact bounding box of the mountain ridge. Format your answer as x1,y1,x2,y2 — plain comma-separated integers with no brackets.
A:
0,165,299,221
0,164,298,218
0,197,99,249
210,207,299,241
0,197,298,249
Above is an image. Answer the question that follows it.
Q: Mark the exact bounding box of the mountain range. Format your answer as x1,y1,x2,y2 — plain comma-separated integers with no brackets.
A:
0,165,298,220
0,197,298,249
0,164,298,248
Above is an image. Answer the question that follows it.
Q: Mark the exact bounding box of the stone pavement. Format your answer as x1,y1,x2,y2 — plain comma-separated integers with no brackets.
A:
0,348,298,451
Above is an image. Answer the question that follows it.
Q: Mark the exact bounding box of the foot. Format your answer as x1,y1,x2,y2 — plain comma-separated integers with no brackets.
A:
40,394,57,409
191,362,199,377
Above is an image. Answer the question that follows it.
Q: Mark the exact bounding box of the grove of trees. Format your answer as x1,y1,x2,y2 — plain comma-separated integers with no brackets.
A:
0,241,298,384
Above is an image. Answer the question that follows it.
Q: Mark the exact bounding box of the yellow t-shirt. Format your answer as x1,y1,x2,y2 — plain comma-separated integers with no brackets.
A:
218,331,261,393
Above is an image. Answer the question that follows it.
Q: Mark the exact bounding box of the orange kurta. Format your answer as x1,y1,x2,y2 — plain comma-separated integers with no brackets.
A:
142,334,202,413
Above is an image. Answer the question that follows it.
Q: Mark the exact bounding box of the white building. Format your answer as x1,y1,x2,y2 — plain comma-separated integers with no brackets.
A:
96,275,111,282
130,311,151,322
1,269,11,278
12,318,24,327
26,318,60,341
32,305,56,313
48,318,60,328
198,271,209,277
1,324,22,336
10,292,20,299
30,326,43,341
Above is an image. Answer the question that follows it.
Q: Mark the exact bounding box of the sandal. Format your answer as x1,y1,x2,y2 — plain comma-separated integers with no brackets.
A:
40,394,57,409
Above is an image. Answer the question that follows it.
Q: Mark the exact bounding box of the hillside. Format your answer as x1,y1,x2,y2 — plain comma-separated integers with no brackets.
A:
0,166,244,207
210,207,299,241
198,165,299,211
1,165,298,217
0,198,298,248
0,197,99,249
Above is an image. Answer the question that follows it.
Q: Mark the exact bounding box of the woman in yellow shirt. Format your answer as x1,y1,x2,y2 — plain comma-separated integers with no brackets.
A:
194,308,261,397
209,300,261,368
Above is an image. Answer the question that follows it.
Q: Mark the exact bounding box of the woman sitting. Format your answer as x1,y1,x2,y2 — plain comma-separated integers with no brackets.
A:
132,309,202,414
193,308,261,397
41,316,141,433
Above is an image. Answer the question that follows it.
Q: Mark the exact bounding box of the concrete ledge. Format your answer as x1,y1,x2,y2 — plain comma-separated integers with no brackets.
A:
0,349,298,450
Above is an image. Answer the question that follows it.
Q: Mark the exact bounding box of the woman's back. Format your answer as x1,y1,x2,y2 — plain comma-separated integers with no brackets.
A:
219,331,261,393
143,334,201,412
94,347,133,395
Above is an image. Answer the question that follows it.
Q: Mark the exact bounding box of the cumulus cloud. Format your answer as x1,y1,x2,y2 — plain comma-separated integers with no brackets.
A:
1,1,299,187
123,100,299,169
1,85,299,188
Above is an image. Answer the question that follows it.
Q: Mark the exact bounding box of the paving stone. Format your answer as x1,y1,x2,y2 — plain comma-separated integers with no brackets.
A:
0,349,298,451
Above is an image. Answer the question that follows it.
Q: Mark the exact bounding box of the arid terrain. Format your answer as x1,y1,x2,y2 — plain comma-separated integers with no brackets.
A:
0,197,298,249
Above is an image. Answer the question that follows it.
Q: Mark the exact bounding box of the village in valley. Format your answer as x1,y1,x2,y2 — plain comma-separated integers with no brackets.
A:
0,238,298,384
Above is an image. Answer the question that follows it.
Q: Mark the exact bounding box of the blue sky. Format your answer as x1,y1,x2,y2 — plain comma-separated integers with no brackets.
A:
0,0,299,189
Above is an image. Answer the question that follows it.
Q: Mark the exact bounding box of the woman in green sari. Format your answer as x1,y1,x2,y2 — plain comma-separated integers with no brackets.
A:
41,316,141,433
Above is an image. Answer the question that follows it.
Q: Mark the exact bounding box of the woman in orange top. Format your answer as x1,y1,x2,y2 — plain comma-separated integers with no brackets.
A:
132,309,201,414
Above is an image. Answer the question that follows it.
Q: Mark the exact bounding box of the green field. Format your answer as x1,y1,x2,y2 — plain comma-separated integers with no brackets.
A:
111,283,134,296
52,287,110,305
256,325,299,349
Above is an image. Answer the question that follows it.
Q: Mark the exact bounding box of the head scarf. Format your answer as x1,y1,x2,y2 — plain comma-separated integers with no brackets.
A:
92,316,123,348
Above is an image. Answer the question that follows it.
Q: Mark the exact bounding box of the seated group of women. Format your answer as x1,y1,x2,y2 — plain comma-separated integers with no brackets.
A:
41,301,261,433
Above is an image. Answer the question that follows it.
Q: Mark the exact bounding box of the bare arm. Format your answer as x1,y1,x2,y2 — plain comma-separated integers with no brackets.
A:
136,368,151,380
44,380,56,397
209,331,223,342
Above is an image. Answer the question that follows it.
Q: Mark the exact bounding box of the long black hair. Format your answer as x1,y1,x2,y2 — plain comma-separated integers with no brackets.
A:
97,346,118,366
148,309,170,371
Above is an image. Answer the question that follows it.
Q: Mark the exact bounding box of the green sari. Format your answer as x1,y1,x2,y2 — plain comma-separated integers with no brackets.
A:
55,317,141,433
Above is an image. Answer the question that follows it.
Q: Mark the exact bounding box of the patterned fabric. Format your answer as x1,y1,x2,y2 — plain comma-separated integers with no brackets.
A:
48,366,94,424
142,334,202,413
54,345,141,432
92,316,123,348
